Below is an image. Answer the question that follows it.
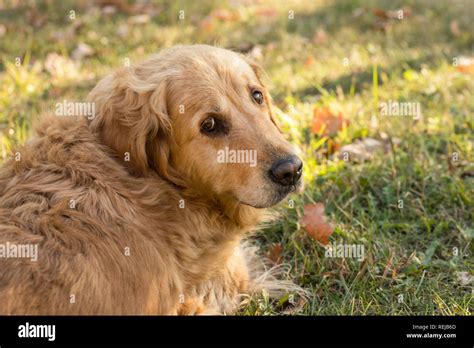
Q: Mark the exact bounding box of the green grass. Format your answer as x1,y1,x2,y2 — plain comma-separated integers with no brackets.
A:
0,0,472,315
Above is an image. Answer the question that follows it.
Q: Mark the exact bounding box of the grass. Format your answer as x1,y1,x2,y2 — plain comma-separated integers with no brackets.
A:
0,0,472,315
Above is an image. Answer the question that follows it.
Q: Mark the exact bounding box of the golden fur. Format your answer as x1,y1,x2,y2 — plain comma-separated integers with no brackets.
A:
0,45,302,314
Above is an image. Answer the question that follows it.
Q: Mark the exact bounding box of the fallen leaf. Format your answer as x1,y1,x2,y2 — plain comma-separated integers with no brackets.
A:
311,107,349,136
266,243,283,264
198,17,215,32
399,6,412,18
373,8,390,20
128,14,150,25
97,0,133,13
98,0,160,15
456,271,473,286
304,56,314,67
450,20,461,37
281,296,307,315
26,7,47,28
299,203,334,245
255,7,278,18
44,53,80,81
460,170,474,178
373,7,411,20
456,56,474,74
326,138,340,154
71,42,94,61
101,5,117,16
372,7,411,31
338,138,387,162
312,28,328,44
211,9,240,22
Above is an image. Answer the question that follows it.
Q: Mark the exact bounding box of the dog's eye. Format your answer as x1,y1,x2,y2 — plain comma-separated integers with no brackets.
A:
201,117,216,132
200,115,229,137
252,90,264,105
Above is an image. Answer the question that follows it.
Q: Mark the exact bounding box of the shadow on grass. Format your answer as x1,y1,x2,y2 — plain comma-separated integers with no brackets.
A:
293,54,442,98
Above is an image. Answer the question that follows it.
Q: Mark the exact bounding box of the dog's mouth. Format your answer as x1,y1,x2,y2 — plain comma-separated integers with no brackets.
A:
238,181,302,209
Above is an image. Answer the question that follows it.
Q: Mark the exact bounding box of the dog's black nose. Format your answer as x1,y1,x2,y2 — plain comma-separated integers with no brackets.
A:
269,156,303,186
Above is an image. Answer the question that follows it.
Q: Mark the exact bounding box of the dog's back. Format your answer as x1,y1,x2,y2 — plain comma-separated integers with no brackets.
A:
0,116,181,314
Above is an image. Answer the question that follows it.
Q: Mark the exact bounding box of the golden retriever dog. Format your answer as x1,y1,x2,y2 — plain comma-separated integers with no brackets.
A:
0,45,303,314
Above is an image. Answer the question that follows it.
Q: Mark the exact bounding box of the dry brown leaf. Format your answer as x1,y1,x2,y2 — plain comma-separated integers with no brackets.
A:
26,7,47,28
198,17,215,32
97,0,134,13
450,20,461,37
338,138,387,162
266,243,283,264
456,271,473,286
97,0,160,15
128,14,150,25
299,203,334,245
312,28,328,44
460,170,474,178
281,296,307,315
71,42,94,61
211,9,240,22
373,8,390,19
399,7,412,18
373,7,411,20
372,7,411,31
311,107,349,136
326,138,340,154
255,7,278,18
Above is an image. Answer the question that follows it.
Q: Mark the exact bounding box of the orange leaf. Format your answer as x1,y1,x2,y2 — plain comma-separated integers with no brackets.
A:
198,17,215,32
311,107,349,136
373,7,411,20
211,9,240,22
267,243,283,264
326,138,340,154
312,28,328,44
255,7,278,18
372,8,390,19
456,56,474,74
304,56,314,67
450,20,461,37
299,203,334,245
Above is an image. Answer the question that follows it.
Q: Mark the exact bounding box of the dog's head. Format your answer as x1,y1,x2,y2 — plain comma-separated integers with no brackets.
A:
88,45,302,208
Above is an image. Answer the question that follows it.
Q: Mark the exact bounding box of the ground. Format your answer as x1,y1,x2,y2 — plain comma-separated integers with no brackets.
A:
0,0,472,315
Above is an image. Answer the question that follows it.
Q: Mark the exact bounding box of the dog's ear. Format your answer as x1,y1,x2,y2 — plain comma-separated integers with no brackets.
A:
244,57,282,133
88,66,178,180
